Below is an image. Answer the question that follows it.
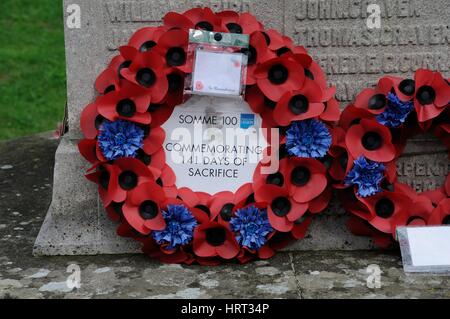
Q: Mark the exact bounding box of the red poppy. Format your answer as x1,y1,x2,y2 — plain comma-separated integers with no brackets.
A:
193,221,239,259
95,67,121,96
308,186,333,214
252,158,288,191
345,118,396,162
428,198,450,225
86,158,154,207
413,69,450,122
339,104,373,131
285,157,328,203
244,32,277,85
141,236,194,265
346,215,395,249
120,47,169,103
255,184,308,232
358,189,411,234
95,81,151,125
273,77,325,126
217,11,262,35
254,56,305,102
378,75,415,102
414,69,450,122
80,102,102,139
105,201,125,223
391,195,434,235
94,49,139,95
128,26,166,52
291,214,313,240
166,7,222,32
336,188,372,220
176,187,212,222
147,102,176,128
320,97,340,123
122,181,167,234
353,84,391,115
158,165,177,198
78,139,100,165
244,85,277,115
260,29,285,51
155,29,191,73
209,183,253,222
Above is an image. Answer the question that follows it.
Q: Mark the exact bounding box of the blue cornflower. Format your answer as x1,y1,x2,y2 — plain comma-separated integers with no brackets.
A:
152,205,198,250
345,156,385,197
98,120,144,160
285,119,332,158
230,205,273,251
376,92,413,128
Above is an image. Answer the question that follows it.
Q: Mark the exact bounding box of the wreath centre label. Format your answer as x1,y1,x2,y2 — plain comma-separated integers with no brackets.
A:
162,95,267,194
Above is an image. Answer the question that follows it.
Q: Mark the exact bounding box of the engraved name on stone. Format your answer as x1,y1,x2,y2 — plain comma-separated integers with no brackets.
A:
285,0,450,102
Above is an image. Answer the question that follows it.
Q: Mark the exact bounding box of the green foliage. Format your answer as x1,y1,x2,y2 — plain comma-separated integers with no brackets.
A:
0,0,66,140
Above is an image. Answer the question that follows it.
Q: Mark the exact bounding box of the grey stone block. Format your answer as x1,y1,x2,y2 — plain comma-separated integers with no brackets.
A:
35,0,449,256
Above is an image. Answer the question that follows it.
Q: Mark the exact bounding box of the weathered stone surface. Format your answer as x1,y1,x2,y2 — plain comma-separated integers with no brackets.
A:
285,0,450,102
36,0,449,255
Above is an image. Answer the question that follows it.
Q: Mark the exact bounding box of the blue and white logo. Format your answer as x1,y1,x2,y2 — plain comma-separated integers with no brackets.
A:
240,114,255,129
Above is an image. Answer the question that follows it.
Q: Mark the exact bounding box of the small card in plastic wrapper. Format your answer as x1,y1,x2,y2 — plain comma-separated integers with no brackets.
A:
185,29,249,99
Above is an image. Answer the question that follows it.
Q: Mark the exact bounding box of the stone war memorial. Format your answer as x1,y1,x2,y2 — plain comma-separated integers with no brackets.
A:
33,0,449,260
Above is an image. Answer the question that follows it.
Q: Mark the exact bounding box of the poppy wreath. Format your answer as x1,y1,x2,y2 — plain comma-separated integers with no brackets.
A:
78,7,339,265
332,69,449,248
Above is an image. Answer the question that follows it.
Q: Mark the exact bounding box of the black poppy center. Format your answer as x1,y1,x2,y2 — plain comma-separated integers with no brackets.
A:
139,200,159,220
289,94,309,115
399,79,415,96
99,171,110,189
195,21,213,31
195,205,211,216
276,47,291,57
271,197,291,217
340,152,349,170
262,32,271,45
167,73,184,92
442,215,450,225
245,193,256,205
416,85,436,105
104,85,115,94
264,96,277,109
368,94,387,110
136,149,152,166
241,46,257,65
136,68,156,88
140,40,156,52
320,154,333,170
304,68,314,80
205,227,226,246
268,64,289,85
118,171,138,190
362,132,382,151
291,166,311,186
375,198,395,218
116,99,136,118
226,23,243,34
266,172,284,186
118,60,131,79
166,47,186,66
95,115,105,130
111,202,124,216
220,203,235,221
